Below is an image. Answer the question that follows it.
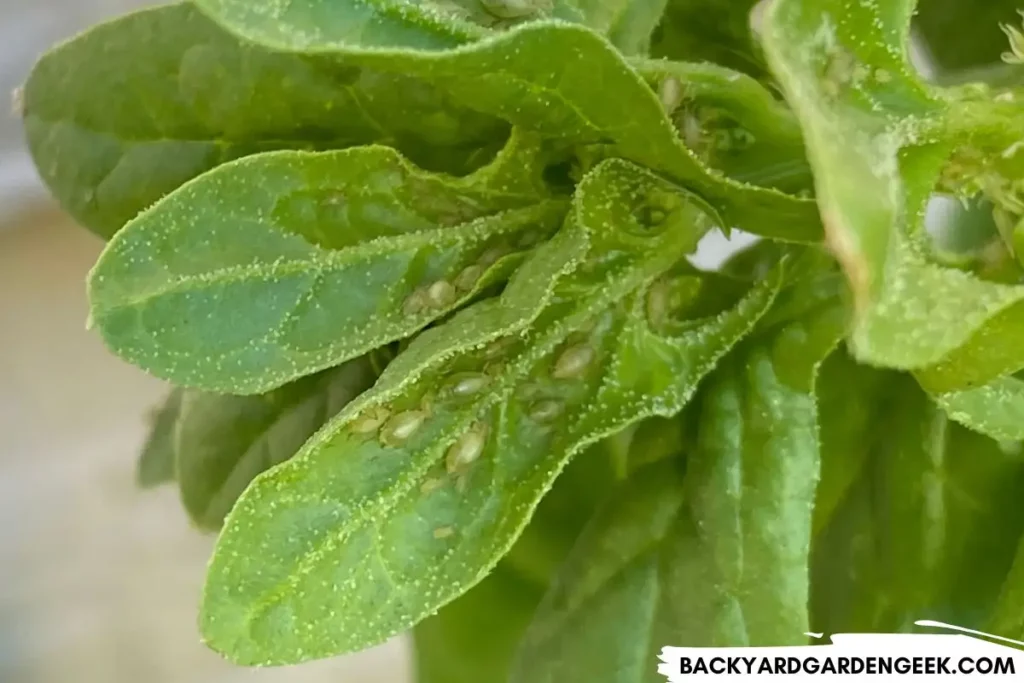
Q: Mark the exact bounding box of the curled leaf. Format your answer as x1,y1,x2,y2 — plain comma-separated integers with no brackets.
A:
198,159,782,665
763,0,1024,383
191,13,822,241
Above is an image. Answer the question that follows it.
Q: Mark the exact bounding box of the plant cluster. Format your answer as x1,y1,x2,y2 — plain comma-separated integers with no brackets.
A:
20,0,1024,679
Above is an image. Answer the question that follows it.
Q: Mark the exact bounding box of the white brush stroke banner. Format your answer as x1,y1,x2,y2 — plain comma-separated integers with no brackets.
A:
659,621,1024,681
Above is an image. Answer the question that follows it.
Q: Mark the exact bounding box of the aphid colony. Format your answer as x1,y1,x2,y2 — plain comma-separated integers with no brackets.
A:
345,335,600,481
402,241,513,316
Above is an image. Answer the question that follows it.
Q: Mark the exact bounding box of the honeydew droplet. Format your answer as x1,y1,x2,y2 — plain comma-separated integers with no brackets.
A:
433,526,455,539
351,406,391,434
446,372,490,397
529,399,563,422
446,423,489,474
552,344,595,379
454,264,484,291
427,280,456,308
379,410,427,446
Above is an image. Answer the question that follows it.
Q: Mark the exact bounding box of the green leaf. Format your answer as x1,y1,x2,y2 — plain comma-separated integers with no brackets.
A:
630,59,813,194
812,351,891,536
990,524,1024,640
762,0,1024,382
575,0,669,55
194,0,490,51
190,13,822,242
22,2,505,239
510,284,844,682
136,389,184,488
509,460,687,683
88,145,567,394
812,375,1024,634
197,0,675,55
415,563,543,683
931,374,1024,441
198,159,782,665
414,447,616,683
176,358,377,530
649,0,765,79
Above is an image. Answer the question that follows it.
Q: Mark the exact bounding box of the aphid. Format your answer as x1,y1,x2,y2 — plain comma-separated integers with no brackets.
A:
445,423,489,474
646,280,671,326
484,337,513,359
477,245,510,267
350,406,391,434
426,280,457,308
403,288,430,316
659,76,683,114
433,526,455,539
528,399,563,423
454,264,484,292
420,478,445,494
445,372,490,398
484,361,506,378
379,410,427,446
552,344,595,379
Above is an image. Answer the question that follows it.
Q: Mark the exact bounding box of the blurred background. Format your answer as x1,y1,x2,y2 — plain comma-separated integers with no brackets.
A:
0,1,1019,682
0,2,409,681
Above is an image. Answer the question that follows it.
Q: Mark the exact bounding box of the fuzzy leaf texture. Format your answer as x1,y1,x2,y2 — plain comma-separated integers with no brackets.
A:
510,253,846,682
763,0,1024,387
21,3,505,239
190,3,822,241
88,141,564,394
413,447,617,683
199,160,783,664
